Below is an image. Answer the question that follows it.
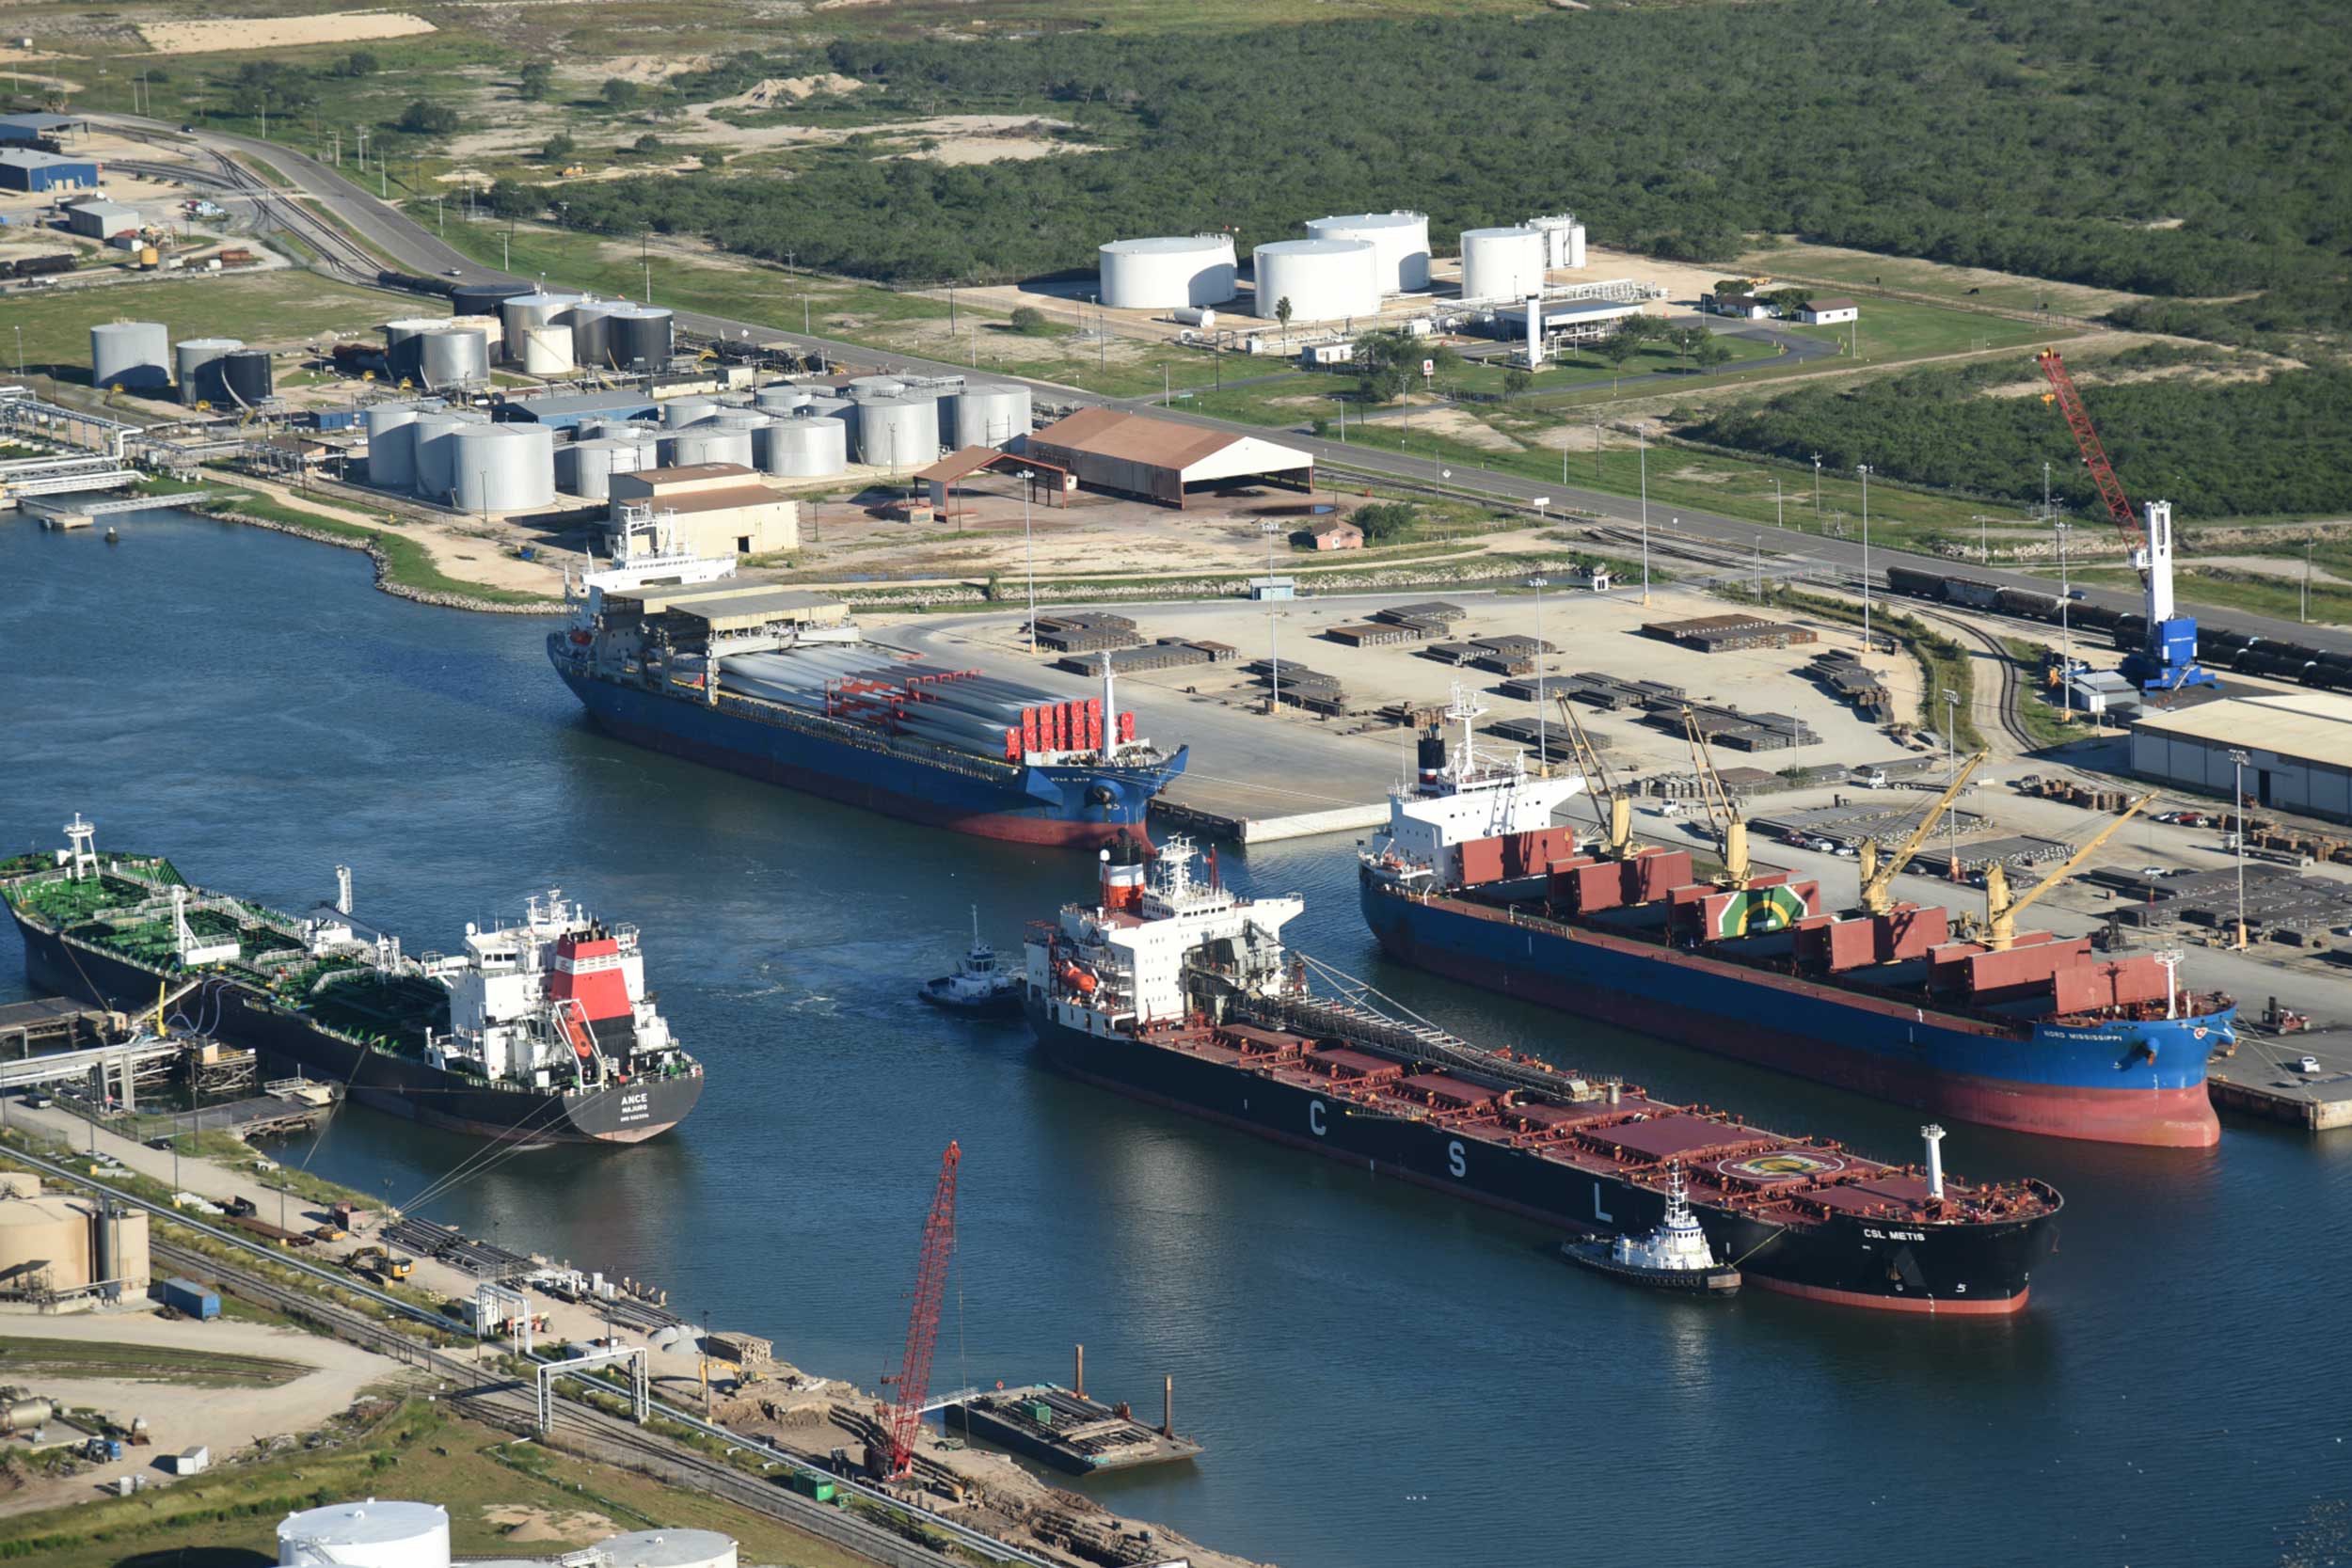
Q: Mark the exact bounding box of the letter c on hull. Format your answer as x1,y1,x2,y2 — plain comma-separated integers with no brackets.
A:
1310,1099,1327,1137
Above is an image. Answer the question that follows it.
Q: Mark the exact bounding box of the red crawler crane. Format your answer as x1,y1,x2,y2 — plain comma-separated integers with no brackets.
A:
879,1140,960,1479
2035,348,2145,566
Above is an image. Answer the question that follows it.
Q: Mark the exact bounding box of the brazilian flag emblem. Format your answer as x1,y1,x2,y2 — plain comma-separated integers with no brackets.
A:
1712,884,1809,939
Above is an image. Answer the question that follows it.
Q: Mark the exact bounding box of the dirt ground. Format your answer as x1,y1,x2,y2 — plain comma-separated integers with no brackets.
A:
0,1308,403,1518
135,10,437,54
229,474,574,597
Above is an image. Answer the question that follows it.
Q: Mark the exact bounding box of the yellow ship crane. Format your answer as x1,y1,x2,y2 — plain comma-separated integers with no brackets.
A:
1856,752,1989,915
1556,694,1631,859
1978,794,2153,951
1680,707,1748,885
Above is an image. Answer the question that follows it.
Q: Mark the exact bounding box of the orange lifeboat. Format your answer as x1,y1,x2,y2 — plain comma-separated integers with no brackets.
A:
1059,960,1098,995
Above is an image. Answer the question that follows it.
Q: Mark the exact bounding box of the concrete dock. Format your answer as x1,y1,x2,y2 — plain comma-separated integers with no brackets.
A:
946,1383,1201,1475
2207,1025,2352,1131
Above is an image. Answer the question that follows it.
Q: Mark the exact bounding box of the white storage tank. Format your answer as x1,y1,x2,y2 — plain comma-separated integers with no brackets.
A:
446,312,504,358
411,408,487,499
91,321,171,392
662,397,718,429
174,337,242,405
517,324,574,376
671,420,755,468
754,385,813,414
276,1498,451,1568
499,291,584,353
1458,225,1547,303
1171,306,1216,329
1528,213,1586,270
851,395,939,469
362,403,423,491
419,327,489,390
757,416,847,478
1250,238,1379,322
713,407,769,433
596,1528,739,1568
1304,212,1431,293
1097,234,1238,310
847,375,906,402
451,424,555,515
946,383,1030,449
561,436,651,500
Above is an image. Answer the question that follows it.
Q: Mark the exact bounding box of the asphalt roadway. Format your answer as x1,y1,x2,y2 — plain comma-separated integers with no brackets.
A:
102,114,2352,662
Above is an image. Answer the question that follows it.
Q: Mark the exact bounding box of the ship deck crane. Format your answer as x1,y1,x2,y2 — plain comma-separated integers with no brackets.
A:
1978,794,2153,950
878,1140,960,1479
1680,707,1748,885
1556,694,1631,858
2035,349,2214,693
1857,752,1988,914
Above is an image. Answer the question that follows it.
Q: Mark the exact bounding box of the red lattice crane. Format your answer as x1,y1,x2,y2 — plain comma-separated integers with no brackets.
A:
2036,348,2147,570
879,1140,960,1478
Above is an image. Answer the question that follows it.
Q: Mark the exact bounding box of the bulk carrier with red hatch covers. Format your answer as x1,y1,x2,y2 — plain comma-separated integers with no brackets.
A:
1358,691,2237,1148
4,817,702,1146
548,521,1185,849
1024,834,2060,1315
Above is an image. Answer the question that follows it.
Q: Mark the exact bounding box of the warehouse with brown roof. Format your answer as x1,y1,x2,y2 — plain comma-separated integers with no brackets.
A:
1023,408,1314,509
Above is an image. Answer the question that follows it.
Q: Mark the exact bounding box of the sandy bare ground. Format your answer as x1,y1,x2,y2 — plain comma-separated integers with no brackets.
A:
708,73,865,112
2183,555,2352,587
579,54,715,86
230,474,570,597
136,10,436,55
486,1503,622,1541
1978,357,2278,399
0,1311,403,1518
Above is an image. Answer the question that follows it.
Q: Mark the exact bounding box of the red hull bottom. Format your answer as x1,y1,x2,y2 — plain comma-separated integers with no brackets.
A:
1382,929,2219,1148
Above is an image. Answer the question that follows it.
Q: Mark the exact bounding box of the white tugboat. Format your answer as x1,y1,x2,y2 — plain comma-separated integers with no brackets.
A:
1561,1164,1742,1296
918,906,1024,1019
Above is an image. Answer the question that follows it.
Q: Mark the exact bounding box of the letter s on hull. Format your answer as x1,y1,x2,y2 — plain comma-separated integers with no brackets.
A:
1310,1099,1327,1137
1448,1139,1466,1179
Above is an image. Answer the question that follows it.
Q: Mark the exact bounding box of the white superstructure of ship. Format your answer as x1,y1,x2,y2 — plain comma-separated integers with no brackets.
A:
1364,685,1585,895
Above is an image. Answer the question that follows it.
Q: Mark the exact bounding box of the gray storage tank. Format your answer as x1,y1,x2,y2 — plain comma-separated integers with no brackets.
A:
850,394,939,469
173,337,242,406
759,416,848,478
671,421,755,468
567,300,621,370
661,397,718,429
560,436,654,501
754,385,814,414
451,280,534,319
412,407,489,500
451,423,555,515
500,291,584,349
420,327,490,390
218,350,274,407
605,305,673,372
946,383,1031,450
363,403,423,491
90,321,170,392
381,316,446,383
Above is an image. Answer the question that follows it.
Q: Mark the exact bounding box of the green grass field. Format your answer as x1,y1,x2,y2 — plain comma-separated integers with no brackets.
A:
2,272,401,380
2064,563,2352,631
1783,297,2057,362
1740,240,2147,320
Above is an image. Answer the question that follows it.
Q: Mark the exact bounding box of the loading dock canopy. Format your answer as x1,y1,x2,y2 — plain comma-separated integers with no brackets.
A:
1025,408,1314,508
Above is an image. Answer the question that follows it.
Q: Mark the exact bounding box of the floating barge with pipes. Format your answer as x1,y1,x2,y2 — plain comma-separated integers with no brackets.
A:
945,1383,1200,1476
1025,835,2061,1316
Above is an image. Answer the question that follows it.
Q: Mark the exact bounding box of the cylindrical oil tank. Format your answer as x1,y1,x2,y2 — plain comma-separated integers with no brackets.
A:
1171,306,1216,329
451,279,532,320
606,305,674,372
419,327,490,390
91,321,170,392
363,403,422,490
451,423,555,515
1250,238,1379,322
1458,225,1547,302
518,323,574,375
662,397,718,429
381,317,444,384
946,382,1031,449
804,395,851,420
850,394,938,467
500,291,583,349
218,350,274,407
714,407,768,432
596,1528,738,1568
671,421,755,468
446,312,504,358
174,337,241,405
567,300,620,370
560,436,654,501
275,1498,452,1568
5,1397,55,1433
411,408,487,499
759,416,847,478
754,385,813,414
1305,212,1431,293
848,375,906,402
1098,234,1238,309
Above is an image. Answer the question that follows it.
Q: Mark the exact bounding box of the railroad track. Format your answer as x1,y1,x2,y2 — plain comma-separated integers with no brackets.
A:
96,130,389,287
1906,603,2040,754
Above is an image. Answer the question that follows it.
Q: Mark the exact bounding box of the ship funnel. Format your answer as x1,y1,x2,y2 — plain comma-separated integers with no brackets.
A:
1101,831,1147,912
1921,1123,1947,1200
1416,727,1447,794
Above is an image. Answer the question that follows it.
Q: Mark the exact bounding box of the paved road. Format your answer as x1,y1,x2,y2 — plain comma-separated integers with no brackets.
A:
103,114,2352,661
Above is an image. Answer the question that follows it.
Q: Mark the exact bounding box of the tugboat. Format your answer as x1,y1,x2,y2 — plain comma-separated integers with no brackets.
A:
1561,1164,1741,1296
918,907,1023,1019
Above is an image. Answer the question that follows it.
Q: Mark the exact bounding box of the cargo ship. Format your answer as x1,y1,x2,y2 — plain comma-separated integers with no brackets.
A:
548,520,1185,848
1024,834,2060,1315
1358,692,2236,1148
3,816,702,1146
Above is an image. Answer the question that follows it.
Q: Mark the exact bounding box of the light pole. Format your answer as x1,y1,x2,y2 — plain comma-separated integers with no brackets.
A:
1773,476,1782,533
2056,519,2073,716
1261,520,1281,716
1943,687,1961,879
1638,431,1650,606
1754,534,1763,603
1857,464,1873,653
1811,451,1821,521
2229,749,2249,947
1529,573,1549,770
2303,541,2312,625
1019,470,1037,654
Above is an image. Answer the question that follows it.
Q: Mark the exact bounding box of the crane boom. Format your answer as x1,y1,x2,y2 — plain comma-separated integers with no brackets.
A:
882,1140,961,1478
2036,349,2142,558
1556,694,1631,857
1680,707,1748,885
1980,795,2153,950
1857,752,1988,914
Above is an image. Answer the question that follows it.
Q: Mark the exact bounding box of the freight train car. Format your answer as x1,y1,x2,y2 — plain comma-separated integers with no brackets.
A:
11,253,74,278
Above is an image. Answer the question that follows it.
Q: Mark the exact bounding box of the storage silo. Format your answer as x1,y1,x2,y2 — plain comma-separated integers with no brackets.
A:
756,417,846,478
754,385,813,414
518,323,574,375
380,317,444,385
671,420,755,468
946,383,1031,450
219,350,275,407
1305,212,1431,293
500,291,583,350
452,423,555,515
451,280,533,320
847,375,906,401
567,300,620,370
446,312,503,358
596,1528,739,1568
606,305,673,372
1250,239,1379,322
275,1497,452,1568
90,321,170,392
662,397,718,429
561,436,654,501
1098,235,1238,309
174,338,242,405
1527,213,1586,270
1458,225,1547,302
421,327,490,390
363,403,423,491
850,395,938,469
714,407,768,432
412,408,487,499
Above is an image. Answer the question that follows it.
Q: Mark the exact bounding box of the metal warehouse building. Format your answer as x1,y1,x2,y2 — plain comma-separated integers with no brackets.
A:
0,112,85,145
2130,691,2352,822
1024,408,1314,509
0,149,99,193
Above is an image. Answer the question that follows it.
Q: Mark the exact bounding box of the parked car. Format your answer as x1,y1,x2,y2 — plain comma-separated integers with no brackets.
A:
2137,865,2169,880
2296,1055,2322,1074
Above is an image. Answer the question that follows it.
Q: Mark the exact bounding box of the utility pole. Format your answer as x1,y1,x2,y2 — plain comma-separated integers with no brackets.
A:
1530,573,1549,771
1812,451,1821,522
1261,520,1282,716
2057,519,2073,717
2303,540,2312,625
1857,464,1873,653
1020,470,1038,654
1774,476,1782,533
2229,749,2249,948
1638,430,1650,607
1944,688,1961,879
1754,534,1763,602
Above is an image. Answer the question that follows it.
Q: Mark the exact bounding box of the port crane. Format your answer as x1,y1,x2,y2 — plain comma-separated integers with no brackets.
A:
2035,349,2214,692
1680,708,1749,884
1856,752,1988,913
1555,694,1632,858
878,1140,960,1479
1975,794,2153,950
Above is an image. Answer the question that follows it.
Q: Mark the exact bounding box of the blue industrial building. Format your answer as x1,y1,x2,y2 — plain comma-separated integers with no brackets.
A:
0,112,84,145
494,389,660,430
0,149,100,193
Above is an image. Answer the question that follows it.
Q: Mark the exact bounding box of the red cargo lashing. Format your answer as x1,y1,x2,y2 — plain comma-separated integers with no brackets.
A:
1624,847,1693,904
1004,727,1021,761
1087,698,1104,748
2054,954,2171,1014
1046,703,1063,752
1023,706,1041,753
1118,711,1136,743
